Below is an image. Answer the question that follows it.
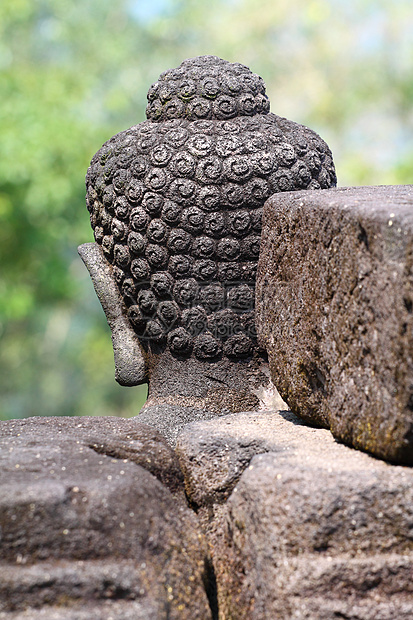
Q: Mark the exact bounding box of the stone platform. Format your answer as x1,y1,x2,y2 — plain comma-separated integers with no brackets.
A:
1,412,412,619
0,417,212,620
176,410,413,620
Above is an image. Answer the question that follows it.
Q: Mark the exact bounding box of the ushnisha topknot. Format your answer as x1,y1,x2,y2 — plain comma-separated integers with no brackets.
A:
85,56,337,362
145,56,271,122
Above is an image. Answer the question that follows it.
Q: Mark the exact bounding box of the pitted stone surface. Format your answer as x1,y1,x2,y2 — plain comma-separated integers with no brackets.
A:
0,561,160,619
256,185,413,464
0,417,212,619
176,410,413,619
146,56,270,122
85,56,336,364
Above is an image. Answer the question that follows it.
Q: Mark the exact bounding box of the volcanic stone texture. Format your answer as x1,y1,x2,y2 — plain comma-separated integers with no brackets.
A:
86,56,336,363
0,417,212,620
256,185,413,464
176,410,413,620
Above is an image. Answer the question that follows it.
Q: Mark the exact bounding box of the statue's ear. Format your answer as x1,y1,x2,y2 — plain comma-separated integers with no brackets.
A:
78,242,148,387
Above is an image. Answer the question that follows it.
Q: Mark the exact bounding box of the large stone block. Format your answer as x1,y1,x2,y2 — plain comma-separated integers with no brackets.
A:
256,185,413,463
0,417,212,619
176,410,413,619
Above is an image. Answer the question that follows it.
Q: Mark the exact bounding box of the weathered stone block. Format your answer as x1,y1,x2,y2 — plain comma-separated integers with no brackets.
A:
176,410,413,619
256,185,413,464
0,417,212,619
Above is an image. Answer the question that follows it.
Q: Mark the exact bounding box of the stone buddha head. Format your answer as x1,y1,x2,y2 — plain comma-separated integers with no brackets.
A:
79,56,336,443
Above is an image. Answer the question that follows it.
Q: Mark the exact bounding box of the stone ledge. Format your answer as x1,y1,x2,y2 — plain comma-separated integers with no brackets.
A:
0,601,156,620
176,410,413,619
0,417,212,620
0,559,156,611
256,185,413,463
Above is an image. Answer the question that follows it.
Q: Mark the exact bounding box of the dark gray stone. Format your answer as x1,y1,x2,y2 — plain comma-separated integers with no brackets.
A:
256,185,413,464
0,562,159,619
0,417,212,619
79,55,336,441
176,410,413,619
137,404,232,448
176,410,285,507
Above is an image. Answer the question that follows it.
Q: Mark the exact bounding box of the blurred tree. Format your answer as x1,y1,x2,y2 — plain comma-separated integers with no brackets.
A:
0,0,153,419
0,0,412,419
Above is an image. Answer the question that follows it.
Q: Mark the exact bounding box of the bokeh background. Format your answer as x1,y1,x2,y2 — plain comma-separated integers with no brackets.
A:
1,0,412,420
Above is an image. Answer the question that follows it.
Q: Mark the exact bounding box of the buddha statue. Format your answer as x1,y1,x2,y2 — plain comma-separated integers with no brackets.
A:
79,56,336,444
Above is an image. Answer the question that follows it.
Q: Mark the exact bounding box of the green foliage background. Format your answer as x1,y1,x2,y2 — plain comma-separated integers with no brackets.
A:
1,0,412,420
